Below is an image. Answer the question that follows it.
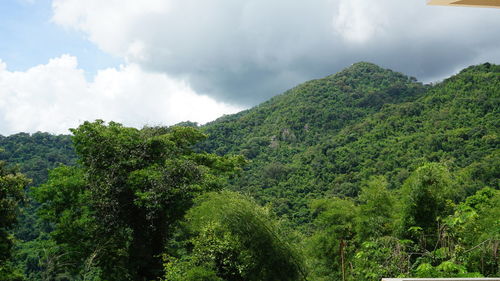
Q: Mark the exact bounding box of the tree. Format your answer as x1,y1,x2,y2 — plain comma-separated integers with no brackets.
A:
399,163,455,249
164,191,306,281
0,155,30,281
444,188,500,277
35,121,244,281
307,198,358,281
32,166,95,280
355,176,395,241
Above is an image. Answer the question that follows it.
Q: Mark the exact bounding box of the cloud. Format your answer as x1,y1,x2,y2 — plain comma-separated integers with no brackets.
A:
0,55,242,135
50,0,500,105
333,0,389,44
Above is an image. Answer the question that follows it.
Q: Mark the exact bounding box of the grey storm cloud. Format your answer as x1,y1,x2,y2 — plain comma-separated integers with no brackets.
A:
52,0,500,106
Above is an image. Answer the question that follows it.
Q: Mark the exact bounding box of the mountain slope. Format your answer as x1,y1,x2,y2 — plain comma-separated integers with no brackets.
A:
310,63,499,196
0,132,76,186
200,62,428,222
0,63,497,226
201,62,499,224
2,62,498,280
201,62,425,155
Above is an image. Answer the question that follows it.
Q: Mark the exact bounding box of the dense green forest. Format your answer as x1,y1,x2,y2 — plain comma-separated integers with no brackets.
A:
0,62,498,280
0,133,76,186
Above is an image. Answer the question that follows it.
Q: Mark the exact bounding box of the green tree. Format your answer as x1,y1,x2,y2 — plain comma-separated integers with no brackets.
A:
164,191,306,281
35,121,244,281
399,163,455,246
444,188,500,276
0,155,30,281
355,176,396,241
307,198,358,281
31,166,95,280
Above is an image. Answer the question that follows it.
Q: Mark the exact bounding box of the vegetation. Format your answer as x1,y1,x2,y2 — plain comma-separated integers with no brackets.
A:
0,62,498,280
26,121,244,280
0,133,77,280
0,132,75,187
202,62,499,225
0,155,30,281
164,191,306,281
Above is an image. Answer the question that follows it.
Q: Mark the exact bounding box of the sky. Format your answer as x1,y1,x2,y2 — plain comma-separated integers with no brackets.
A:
0,0,499,135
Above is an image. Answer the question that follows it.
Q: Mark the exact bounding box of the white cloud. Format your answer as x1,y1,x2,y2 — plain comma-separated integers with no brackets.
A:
51,0,170,61
49,0,500,105
5,0,499,134
333,0,389,44
0,55,242,135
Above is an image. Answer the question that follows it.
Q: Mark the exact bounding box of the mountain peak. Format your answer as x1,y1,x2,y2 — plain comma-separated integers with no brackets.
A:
458,62,500,75
325,62,417,85
347,61,383,70
202,62,426,156
339,62,388,75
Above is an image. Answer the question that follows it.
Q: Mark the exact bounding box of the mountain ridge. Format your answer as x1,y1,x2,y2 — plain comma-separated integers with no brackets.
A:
1,62,497,219
199,62,499,223
200,61,426,155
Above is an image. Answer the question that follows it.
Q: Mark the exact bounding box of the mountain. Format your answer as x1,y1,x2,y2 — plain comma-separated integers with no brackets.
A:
201,62,425,154
1,62,498,225
311,63,499,195
0,132,76,186
200,62,499,224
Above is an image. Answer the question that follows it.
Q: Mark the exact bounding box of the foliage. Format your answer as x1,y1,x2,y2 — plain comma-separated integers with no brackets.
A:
356,176,396,241
307,197,358,280
312,63,499,198
164,191,306,281
0,132,75,187
201,62,499,227
399,163,455,243
306,164,499,280
0,132,77,275
0,157,30,281
443,187,500,276
199,63,425,222
32,121,244,281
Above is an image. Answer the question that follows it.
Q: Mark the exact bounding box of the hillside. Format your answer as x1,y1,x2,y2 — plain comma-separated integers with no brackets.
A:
200,62,499,224
0,132,76,186
201,62,425,154
311,63,499,195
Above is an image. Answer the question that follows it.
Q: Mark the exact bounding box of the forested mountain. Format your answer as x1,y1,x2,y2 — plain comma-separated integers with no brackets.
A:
0,133,76,186
201,62,499,224
312,63,498,195
0,62,498,280
201,62,425,155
